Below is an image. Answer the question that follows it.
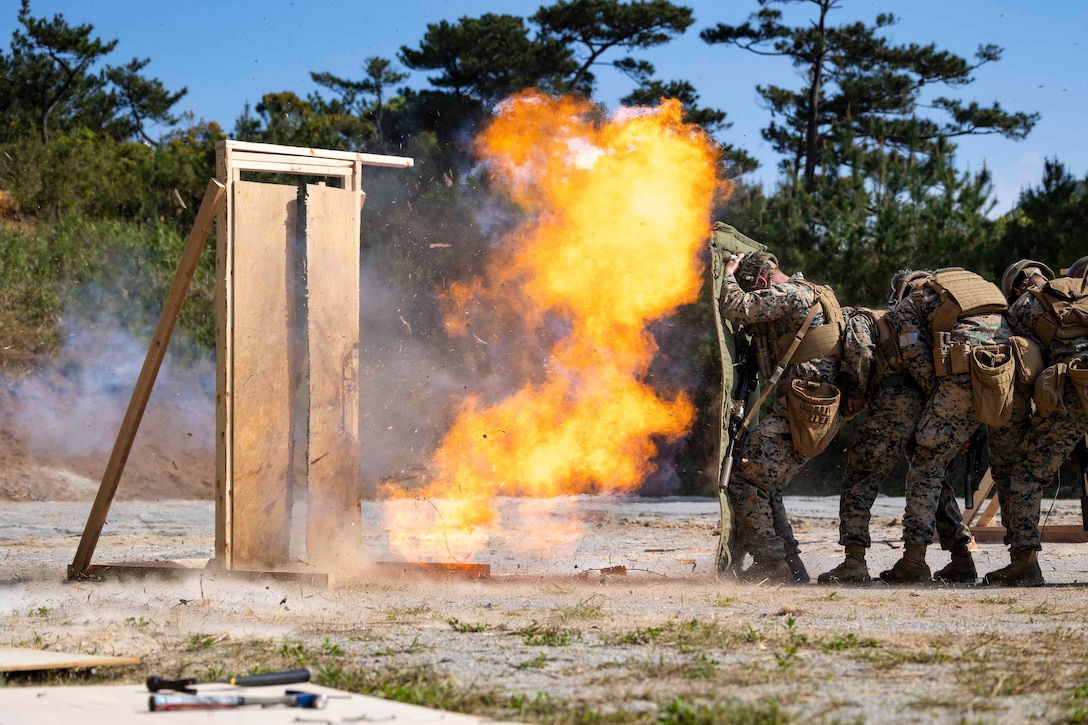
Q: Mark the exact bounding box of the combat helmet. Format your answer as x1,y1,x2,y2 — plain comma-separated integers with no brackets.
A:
1064,255,1088,280
1000,259,1055,302
888,269,932,307
735,251,778,292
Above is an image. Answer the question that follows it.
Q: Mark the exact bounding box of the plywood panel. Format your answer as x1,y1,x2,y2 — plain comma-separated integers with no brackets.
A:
304,183,362,566
0,647,139,673
231,180,297,567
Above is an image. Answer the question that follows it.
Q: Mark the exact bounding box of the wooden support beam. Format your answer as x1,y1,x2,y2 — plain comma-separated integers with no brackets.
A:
69,179,226,578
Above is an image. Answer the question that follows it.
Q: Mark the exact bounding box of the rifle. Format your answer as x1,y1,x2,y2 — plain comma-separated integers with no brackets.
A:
1076,434,1088,531
964,429,986,510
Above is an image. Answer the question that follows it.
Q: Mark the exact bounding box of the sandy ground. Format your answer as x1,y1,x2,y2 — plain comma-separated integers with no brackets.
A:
3,492,1088,724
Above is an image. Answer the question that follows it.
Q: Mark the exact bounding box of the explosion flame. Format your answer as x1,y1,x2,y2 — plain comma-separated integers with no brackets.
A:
381,91,722,559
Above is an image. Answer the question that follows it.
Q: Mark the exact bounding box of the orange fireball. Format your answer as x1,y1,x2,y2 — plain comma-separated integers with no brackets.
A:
382,91,722,559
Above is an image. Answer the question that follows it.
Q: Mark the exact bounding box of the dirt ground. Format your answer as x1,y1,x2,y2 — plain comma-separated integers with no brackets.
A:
3,375,1088,724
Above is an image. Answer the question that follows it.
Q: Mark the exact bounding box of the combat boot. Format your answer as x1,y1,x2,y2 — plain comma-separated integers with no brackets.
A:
785,551,810,583
982,549,1044,587
741,556,792,584
933,544,977,584
879,543,931,584
817,543,871,584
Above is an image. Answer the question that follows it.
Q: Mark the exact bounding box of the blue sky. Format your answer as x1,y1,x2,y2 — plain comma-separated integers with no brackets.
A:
4,0,1086,216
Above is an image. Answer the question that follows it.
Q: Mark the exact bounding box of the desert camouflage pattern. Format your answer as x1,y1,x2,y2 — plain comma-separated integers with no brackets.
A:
838,313,970,550
999,292,1088,551
889,286,1030,546
719,272,844,560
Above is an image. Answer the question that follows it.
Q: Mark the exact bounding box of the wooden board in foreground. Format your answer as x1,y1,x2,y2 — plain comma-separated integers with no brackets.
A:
972,525,1088,544
68,561,329,587
0,683,515,724
0,647,139,673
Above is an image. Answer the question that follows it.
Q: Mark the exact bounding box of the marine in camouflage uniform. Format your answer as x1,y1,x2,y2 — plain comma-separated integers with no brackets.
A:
819,273,978,584
985,260,1088,586
879,278,1032,584
719,251,844,583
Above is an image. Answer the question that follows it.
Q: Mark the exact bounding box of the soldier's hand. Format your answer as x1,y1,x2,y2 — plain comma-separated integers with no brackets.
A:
845,397,866,418
724,253,743,276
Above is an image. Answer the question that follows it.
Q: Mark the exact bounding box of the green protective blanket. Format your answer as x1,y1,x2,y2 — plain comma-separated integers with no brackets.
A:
708,222,766,577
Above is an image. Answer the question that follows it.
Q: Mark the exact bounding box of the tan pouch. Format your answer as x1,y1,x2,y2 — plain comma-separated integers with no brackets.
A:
950,342,971,374
932,331,952,377
1009,335,1045,384
1067,354,1088,416
1033,363,1067,418
969,344,1016,427
787,380,841,457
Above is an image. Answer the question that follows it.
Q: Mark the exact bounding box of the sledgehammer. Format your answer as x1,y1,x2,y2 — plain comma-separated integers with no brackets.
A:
146,667,310,694
149,690,326,711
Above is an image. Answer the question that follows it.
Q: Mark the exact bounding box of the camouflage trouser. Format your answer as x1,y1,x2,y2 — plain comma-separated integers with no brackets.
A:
839,381,968,549
902,374,1031,546
728,397,811,560
995,383,1088,551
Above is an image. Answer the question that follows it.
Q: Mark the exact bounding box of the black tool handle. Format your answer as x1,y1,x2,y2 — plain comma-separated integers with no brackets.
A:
227,668,310,688
146,676,196,693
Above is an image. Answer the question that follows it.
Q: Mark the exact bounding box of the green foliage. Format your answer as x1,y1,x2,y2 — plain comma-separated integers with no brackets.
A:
701,0,1038,191
998,159,1088,275
0,213,216,373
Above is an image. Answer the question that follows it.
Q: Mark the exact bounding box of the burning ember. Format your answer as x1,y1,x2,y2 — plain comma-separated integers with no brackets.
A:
380,91,722,560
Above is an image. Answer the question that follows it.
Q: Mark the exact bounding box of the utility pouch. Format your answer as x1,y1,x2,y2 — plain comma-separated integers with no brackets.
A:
1033,363,1067,418
932,331,953,377
1009,335,1045,385
969,344,1016,427
787,380,841,457
1067,354,1088,416
950,342,971,375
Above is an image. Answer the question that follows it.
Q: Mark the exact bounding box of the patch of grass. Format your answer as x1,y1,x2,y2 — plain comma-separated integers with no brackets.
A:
448,618,491,633
656,695,789,725
1069,683,1088,723
27,606,51,618
183,633,223,652
385,603,431,621
613,626,663,645
516,622,581,647
705,593,736,607
516,653,549,669
553,594,604,620
123,616,149,628
820,632,880,652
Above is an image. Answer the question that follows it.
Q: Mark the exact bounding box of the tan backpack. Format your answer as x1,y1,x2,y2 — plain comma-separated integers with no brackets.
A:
1028,276,1088,345
922,267,1008,334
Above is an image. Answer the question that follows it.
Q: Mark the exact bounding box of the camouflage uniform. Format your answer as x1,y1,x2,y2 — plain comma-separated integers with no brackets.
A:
889,287,1031,551
1001,293,1088,552
719,271,841,566
837,312,970,551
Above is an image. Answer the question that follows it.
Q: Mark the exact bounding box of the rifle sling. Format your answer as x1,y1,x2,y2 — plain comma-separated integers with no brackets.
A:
734,301,822,440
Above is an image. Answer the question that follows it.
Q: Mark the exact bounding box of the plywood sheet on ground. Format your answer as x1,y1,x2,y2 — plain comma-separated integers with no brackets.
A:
0,647,139,673
0,683,520,724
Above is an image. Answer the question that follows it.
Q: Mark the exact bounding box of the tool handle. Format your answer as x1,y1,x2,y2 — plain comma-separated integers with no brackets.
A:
149,694,244,711
228,668,310,688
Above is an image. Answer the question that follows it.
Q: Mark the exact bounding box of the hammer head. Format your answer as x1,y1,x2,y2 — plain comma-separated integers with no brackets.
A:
146,675,197,694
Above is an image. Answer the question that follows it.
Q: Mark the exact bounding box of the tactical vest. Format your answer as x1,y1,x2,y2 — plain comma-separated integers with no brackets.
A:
1029,276,1088,345
923,267,1008,335
850,308,901,386
768,279,845,367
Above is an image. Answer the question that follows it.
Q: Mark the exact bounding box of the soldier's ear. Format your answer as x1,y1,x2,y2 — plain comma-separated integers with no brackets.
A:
755,273,770,289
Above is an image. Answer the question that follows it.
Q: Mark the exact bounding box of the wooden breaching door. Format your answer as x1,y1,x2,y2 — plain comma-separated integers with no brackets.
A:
216,140,413,572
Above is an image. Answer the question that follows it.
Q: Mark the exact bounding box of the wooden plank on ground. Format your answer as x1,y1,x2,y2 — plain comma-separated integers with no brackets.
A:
0,683,513,724
304,183,362,566
971,524,1088,544
70,561,328,587
0,647,139,673
230,180,297,568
